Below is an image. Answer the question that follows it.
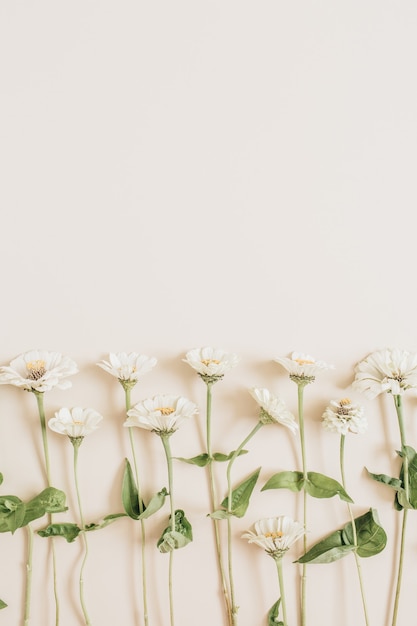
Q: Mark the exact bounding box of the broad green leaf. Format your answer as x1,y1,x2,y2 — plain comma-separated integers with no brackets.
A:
157,509,193,552
137,488,168,520
268,599,283,626
0,496,26,534
83,513,127,532
397,446,417,510
297,530,355,564
22,488,67,526
122,459,142,519
305,472,353,503
342,509,387,558
212,450,249,462
262,471,305,493
0,598,7,609
366,468,403,492
38,523,81,543
221,468,261,518
0,473,3,486
175,453,210,467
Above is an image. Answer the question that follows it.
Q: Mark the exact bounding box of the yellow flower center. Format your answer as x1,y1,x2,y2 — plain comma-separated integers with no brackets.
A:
265,531,284,539
72,420,83,425
294,358,314,365
340,398,351,406
26,360,47,380
201,359,221,366
156,407,175,416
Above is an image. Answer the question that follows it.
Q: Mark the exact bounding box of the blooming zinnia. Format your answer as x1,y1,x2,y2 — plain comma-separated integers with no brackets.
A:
0,350,78,393
48,407,103,439
242,516,305,560
97,352,157,384
274,351,334,383
124,394,198,435
322,398,367,435
353,348,417,398
249,387,298,434
183,347,239,383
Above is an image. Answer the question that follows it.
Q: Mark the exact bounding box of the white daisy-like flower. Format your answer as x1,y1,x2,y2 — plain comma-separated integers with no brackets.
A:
0,350,78,393
353,348,417,399
274,351,334,383
242,516,305,560
124,394,198,436
322,398,367,435
183,347,239,383
249,387,298,435
97,352,157,385
48,407,103,439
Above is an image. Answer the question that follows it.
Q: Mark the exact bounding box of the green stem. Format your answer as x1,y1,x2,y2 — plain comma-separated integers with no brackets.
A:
275,558,288,626
392,394,408,626
297,383,308,626
226,421,263,625
73,441,92,626
161,434,175,626
23,524,34,626
124,387,149,626
205,383,232,626
33,391,59,626
340,435,370,626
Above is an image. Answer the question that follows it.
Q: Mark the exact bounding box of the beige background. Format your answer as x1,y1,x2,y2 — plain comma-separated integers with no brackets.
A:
1,2,417,625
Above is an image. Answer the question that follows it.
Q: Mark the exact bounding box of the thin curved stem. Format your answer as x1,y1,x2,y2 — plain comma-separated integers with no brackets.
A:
23,524,34,626
161,434,175,626
296,383,308,626
275,558,288,626
392,394,408,626
73,441,92,626
34,392,59,626
340,435,370,626
226,421,263,625
205,383,232,625
124,386,149,626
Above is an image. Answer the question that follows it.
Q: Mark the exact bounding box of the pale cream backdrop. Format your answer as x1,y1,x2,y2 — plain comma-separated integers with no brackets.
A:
1,2,416,625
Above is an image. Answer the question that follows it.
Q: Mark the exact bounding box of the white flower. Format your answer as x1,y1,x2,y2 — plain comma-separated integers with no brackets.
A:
0,350,78,393
124,394,198,435
249,387,298,434
322,398,367,435
242,516,305,560
274,351,334,381
48,407,103,439
353,348,417,398
97,352,157,384
183,347,239,382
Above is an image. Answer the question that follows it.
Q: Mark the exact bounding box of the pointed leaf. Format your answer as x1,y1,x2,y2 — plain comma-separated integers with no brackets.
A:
38,523,82,543
175,453,210,467
0,599,7,609
0,496,25,534
305,472,353,502
157,509,193,552
0,473,3,486
221,468,261,518
122,459,141,519
137,488,168,520
208,510,231,520
212,450,249,462
262,471,305,493
341,509,387,558
22,488,67,526
297,530,354,564
268,599,283,626
397,446,417,509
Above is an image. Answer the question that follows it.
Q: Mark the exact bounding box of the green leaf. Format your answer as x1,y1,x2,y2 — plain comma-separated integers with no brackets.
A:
175,453,210,467
0,473,3,486
221,468,261,518
366,468,403,492
84,513,127,532
397,446,417,510
342,509,387,558
137,488,168,520
208,510,231,520
38,523,82,543
297,508,386,564
157,509,193,552
22,488,67,526
0,598,7,610
0,496,26,534
212,450,249,462
305,472,353,503
297,530,354,564
121,459,141,519
268,599,283,626
262,471,305,493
